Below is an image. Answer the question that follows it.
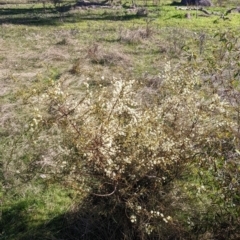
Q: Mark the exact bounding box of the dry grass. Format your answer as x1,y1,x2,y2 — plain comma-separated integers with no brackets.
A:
119,27,151,44
1,3,240,239
40,46,71,62
86,43,132,66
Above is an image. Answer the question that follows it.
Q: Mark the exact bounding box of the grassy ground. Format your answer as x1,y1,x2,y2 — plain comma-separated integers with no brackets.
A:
1,0,240,239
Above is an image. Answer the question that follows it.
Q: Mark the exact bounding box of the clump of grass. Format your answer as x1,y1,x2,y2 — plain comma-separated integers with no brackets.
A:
56,38,68,45
85,43,131,66
119,27,151,44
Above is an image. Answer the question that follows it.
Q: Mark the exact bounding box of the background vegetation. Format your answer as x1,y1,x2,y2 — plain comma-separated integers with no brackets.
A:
1,0,240,239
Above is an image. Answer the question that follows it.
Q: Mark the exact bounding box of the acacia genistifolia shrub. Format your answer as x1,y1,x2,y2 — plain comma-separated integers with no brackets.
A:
23,62,239,239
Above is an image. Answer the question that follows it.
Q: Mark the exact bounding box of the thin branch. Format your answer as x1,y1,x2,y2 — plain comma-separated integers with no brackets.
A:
92,183,118,197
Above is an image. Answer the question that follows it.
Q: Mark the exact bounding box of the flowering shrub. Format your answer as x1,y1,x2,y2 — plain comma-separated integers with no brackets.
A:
24,62,239,239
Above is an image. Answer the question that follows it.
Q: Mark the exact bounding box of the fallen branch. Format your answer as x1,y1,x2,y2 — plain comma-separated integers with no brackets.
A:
224,7,240,15
176,6,240,17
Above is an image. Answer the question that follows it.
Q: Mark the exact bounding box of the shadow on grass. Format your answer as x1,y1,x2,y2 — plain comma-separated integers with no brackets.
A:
0,16,63,26
76,14,145,21
0,4,148,26
0,6,66,25
1,200,35,240
0,7,49,16
1,200,131,240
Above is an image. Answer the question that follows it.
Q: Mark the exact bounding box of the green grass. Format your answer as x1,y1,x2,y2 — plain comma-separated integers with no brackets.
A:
1,183,76,240
1,1,240,239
